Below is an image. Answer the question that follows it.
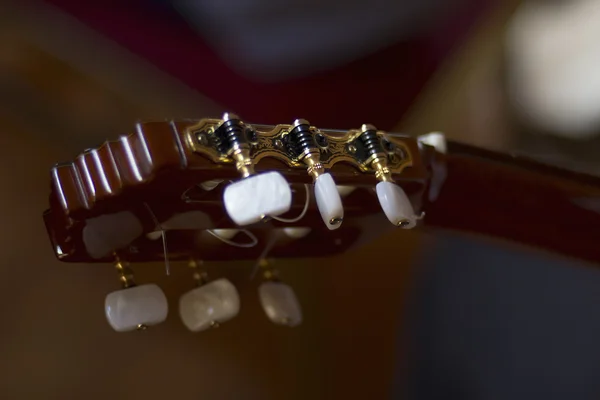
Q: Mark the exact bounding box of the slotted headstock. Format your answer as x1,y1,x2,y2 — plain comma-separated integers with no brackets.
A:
43,113,440,264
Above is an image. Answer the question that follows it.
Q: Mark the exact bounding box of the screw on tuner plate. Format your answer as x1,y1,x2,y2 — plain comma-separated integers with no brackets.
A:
218,113,293,226
104,259,168,332
288,119,344,230
179,259,240,332
358,124,421,228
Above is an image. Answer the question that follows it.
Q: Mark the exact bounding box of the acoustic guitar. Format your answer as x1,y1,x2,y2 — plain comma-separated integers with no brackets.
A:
42,113,600,333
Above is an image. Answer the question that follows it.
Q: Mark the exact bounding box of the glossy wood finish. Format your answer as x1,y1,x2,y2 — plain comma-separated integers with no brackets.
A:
425,142,600,264
43,119,430,263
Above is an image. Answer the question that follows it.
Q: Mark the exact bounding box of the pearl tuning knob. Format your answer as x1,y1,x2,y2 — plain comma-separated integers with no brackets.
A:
417,132,447,154
179,260,241,332
376,181,419,228
357,123,421,228
218,113,293,226
314,173,344,229
223,171,292,226
258,282,303,327
258,260,302,327
289,119,344,230
104,261,168,332
283,227,311,239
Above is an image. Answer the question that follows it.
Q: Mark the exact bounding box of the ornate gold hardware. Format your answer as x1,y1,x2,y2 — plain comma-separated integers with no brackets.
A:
359,124,393,183
185,116,413,176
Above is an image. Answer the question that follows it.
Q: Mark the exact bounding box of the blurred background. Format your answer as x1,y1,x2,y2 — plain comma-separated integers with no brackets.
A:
1,0,600,398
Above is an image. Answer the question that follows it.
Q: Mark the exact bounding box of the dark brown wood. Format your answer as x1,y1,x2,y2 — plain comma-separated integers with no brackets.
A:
424,142,600,264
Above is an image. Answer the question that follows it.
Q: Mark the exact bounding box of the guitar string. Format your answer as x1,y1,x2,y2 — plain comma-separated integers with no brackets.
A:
271,184,310,223
206,229,258,248
181,182,310,223
143,202,171,276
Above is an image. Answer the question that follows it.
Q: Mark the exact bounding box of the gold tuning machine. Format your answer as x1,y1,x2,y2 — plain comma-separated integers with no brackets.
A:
359,124,393,183
180,258,241,332
218,112,255,178
289,119,325,181
288,119,344,229
358,124,420,228
219,113,293,226
104,258,168,332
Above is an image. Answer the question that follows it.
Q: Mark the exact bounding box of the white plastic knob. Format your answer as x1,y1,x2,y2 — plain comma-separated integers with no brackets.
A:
83,211,143,259
105,284,168,332
283,227,311,239
314,173,344,230
179,278,240,332
211,229,240,240
336,185,356,197
223,171,292,226
258,282,302,327
376,181,418,229
146,231,163,240
417,132,447,154
200,180,223,191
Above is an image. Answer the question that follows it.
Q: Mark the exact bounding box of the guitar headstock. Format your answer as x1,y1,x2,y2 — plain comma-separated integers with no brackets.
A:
43,113,445,332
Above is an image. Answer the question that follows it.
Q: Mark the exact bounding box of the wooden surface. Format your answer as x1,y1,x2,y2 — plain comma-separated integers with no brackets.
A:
426,143,600,265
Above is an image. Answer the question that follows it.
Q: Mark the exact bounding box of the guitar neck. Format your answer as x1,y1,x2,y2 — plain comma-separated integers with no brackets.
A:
425,142,600,264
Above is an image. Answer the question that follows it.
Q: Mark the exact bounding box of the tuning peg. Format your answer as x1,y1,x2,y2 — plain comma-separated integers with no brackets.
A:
417,132,447,202
336,185,356,198
223,171,292,225
417,132,447,154
217,113,293,226
376,181,418,228
104,260,168,332
282,227,311,239
179,260,240,332
288,119,344,229
200,179,223,191
211,229,240,240
357,124,421,228
257,259,302,327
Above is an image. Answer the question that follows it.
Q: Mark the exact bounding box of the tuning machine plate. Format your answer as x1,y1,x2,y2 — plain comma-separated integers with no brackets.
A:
185,118,414,176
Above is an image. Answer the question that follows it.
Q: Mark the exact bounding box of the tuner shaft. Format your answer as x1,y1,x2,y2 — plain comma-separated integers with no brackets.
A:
289,119,324,181
359,124,419,228
216,113,255,178
359,124,392,182
289,118,343,230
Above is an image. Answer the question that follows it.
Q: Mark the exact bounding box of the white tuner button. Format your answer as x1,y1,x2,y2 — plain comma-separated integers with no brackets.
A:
146,231,163,240
283,227,311,239
211,229,240,240
258,282,302,327
223,171,292,226
314,173,344,230
105,284,168,332
200,180,223,191
336,185,356,197
376,181,418,229
179,278,241,332
417,132,447,154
